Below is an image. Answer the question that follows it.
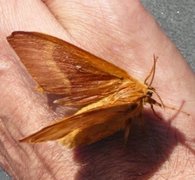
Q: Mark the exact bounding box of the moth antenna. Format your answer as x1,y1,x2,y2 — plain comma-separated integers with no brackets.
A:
149,55,158,86
144,54,158,86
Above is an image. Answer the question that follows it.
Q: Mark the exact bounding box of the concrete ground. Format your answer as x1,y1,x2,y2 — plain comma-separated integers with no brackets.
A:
142,0,195,70
0,1,194,179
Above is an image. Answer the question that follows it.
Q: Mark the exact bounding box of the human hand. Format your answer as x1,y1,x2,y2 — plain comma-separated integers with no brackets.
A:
0,0,195,179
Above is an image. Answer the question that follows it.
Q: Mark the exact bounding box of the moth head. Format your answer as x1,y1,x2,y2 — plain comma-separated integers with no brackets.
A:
146,87,154,98
145,87,163,108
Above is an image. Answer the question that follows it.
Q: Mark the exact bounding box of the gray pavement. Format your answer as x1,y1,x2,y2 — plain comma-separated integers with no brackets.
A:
142,0,195,70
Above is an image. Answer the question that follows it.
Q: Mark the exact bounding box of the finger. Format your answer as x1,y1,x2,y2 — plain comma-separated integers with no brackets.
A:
0,0,69,41
42,0,143,60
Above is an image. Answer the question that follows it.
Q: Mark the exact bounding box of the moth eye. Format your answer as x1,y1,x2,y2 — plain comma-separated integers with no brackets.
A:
147,91,153,97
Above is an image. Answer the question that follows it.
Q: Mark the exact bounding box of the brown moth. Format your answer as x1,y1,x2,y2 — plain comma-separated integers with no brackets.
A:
7,31,163,148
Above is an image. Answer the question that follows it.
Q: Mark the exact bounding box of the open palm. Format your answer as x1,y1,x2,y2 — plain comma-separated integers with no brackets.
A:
0,0,195,179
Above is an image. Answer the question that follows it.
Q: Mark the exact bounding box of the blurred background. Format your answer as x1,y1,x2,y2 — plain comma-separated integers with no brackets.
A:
0,1,194,179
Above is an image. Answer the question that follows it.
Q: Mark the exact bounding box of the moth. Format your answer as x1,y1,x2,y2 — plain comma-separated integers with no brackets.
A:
7,31,164,148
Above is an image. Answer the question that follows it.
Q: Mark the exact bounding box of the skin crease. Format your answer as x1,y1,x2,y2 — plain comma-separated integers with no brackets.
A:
0,0,195,179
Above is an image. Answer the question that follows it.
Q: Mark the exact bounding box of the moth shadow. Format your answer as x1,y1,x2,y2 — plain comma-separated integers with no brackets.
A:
73,110,193,180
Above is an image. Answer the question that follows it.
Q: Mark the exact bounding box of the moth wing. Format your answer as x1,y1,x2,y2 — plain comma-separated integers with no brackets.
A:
19,103,139,146
7,31,131,106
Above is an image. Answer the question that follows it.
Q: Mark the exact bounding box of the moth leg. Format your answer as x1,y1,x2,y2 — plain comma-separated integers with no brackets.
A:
53,98,84,108
124,118,132,144
150,103,163,120
138,112,146,133
137,112,145,129
124,104,142,144
53,97,93,108
53,97,70,105
124,115,142,144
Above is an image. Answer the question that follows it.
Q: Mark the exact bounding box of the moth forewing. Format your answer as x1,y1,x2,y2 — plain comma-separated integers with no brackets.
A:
7,31,162,147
